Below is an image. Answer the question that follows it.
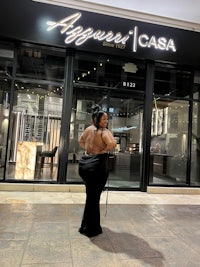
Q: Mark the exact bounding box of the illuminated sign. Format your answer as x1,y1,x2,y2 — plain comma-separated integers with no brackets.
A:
122,81,136,88
47,12,176,53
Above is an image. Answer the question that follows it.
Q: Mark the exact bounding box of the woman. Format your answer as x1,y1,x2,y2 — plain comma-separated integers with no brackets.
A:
78,104,117,237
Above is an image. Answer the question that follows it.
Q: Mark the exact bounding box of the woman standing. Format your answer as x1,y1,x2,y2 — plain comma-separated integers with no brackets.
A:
78,104,117,237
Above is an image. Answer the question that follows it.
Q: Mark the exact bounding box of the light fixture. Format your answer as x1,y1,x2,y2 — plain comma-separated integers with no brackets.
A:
122,62,138,73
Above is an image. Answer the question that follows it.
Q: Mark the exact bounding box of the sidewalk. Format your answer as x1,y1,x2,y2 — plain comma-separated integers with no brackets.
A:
0,191,200,266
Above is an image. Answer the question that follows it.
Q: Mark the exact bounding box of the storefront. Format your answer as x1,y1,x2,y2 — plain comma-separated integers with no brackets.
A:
0,0,200,191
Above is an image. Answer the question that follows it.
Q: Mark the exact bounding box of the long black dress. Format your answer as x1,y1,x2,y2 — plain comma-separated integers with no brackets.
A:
78,153,108,237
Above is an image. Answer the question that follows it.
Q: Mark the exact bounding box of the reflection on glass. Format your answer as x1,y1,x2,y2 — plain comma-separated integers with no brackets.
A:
67,86,144,189
4,45,65,181
16,46,65,81
74,52,145,91
6,81,63,181
193,71,200,100
0,79,11,180
154,64,192,98
191,102,200,185
150,99,189,185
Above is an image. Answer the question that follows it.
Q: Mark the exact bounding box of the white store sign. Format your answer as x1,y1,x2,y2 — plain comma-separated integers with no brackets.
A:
47,12,176,53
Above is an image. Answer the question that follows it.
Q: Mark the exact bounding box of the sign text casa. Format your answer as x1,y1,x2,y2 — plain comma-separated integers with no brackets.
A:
47,12,176,53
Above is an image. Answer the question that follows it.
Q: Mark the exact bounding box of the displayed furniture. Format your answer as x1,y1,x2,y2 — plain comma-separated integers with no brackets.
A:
39,146,58,171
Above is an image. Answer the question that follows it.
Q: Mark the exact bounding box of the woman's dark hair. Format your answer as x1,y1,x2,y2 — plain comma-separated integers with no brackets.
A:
91,104,106,128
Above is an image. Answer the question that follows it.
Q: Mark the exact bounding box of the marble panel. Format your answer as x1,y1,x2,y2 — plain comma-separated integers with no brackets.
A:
15,141,37,180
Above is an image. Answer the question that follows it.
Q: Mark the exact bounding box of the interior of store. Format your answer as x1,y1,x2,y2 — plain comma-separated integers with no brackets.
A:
0,46,200,188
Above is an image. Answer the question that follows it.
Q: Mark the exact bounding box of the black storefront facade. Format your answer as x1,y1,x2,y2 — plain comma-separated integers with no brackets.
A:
0,0,200,191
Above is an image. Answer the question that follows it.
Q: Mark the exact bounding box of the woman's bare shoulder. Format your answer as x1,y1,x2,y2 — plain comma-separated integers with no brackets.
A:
84,125,96,132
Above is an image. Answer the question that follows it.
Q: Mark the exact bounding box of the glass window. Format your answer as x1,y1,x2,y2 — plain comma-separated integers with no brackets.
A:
0,79,11,180
150,99,189,185
154,64,192,98
193,84,200,100
16,46,65,82
4,44,65,181
191,101,200,185
6,80,63,181
74,53,145,92
193,71,200,100
0,46,14,180
0,58,13,79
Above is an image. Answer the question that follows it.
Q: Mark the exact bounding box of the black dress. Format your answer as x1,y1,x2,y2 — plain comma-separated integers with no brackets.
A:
78,153,108,237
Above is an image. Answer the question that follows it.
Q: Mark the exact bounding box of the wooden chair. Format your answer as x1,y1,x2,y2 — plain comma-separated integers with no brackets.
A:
39,146,58,171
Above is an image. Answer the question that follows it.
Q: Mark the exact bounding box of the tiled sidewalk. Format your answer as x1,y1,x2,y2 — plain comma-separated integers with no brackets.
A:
0,191,200,267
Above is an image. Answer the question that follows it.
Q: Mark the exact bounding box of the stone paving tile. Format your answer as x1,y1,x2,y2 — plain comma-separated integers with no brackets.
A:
21,239,72,265
0,240,25,267
0,192,200,267
119,258,166,267
21,264,71,267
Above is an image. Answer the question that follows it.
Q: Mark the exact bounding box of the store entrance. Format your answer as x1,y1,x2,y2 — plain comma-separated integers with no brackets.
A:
103,91,144,189
67,86,144,189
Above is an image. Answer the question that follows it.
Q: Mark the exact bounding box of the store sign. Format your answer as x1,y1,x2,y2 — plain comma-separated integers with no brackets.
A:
47,12,176,53
122,81,136,88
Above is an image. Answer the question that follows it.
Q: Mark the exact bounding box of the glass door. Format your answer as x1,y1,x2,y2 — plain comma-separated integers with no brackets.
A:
67,86,144,189
103,91,144,189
